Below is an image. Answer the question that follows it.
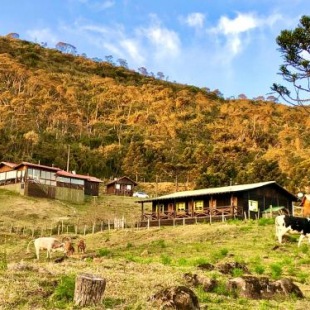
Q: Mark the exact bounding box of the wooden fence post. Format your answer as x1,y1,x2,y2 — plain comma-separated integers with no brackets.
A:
74,273,106,307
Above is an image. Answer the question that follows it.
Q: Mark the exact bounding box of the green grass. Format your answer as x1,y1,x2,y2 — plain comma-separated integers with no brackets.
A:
1,191,310,309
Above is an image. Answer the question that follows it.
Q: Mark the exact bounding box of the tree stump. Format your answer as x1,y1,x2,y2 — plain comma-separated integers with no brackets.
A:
74,273,106,306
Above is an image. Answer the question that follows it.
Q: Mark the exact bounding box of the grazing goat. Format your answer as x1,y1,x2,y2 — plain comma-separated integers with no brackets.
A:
26,237,66,259
63,240,75,256
77,239,86,253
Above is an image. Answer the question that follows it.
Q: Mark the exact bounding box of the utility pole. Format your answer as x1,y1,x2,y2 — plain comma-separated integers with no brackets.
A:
66,145,70,172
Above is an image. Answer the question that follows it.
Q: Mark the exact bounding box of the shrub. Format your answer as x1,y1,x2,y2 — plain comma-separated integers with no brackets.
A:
177,257,189,266
300,244,309,254
254,265,265,275
270,263,282,279
152,239,167,248
98,248,112,257
232,268,244,277
194,257,210,266
210,248,229,263
213,281,230,296
160,254,172,265
220,248,229,256
51,275,75,307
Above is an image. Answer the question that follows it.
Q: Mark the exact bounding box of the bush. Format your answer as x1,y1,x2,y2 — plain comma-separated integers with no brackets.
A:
270,263,282,279
232,268,244,277
98,248,112,257
51,275,75,307
254,265,265,275
160,254,172,265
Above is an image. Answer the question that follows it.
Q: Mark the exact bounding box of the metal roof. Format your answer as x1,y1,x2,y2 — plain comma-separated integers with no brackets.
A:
56,170,103,182
106,176,137,186
140,181,297,202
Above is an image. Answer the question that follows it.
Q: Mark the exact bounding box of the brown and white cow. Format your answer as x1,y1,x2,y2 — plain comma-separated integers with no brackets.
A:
275,214,310,247
26,237,66,259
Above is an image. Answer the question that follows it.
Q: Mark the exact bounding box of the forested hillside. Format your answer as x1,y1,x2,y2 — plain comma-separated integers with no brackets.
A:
0,36,310,193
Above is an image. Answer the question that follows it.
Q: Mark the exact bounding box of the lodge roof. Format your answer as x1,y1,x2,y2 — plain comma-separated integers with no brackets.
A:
1,160,102,182
14,161,61,172
140,181,297,202
56,170,103,182
0,161,18,168
106,176,137,186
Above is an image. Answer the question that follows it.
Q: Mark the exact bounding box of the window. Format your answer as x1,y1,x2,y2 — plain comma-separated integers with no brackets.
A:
156,204,165,214
115,183,120,190
194,201,204,212
126,184,132,190
71,178,84,185
176,202,186,213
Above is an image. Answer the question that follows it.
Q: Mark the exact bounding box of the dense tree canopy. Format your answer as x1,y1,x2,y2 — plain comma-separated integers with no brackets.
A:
0,36,310,194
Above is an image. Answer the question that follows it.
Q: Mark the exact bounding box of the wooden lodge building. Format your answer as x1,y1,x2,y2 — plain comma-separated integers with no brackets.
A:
0,161,103,203
105,176,137,196
138,181,297,225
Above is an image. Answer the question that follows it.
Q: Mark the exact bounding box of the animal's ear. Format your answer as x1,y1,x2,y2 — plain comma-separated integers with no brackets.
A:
62,236,71,242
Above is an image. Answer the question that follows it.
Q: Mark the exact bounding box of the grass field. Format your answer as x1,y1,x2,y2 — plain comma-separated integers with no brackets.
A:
1,189,310,309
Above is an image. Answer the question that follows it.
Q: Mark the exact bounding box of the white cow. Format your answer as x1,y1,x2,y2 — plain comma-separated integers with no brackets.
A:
26,237,66,259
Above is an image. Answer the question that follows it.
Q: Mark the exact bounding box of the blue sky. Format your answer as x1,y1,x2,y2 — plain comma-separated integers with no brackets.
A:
1,0,309,99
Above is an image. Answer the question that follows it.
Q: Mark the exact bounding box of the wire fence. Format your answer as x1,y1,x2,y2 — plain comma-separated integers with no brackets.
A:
0,217,130,238
0,206,303,238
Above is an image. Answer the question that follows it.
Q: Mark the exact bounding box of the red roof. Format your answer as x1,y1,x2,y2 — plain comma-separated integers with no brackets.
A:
14,161,61,172
0,161,18,168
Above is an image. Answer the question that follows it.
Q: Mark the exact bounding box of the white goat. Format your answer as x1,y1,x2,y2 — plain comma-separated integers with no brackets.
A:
26,237,66,259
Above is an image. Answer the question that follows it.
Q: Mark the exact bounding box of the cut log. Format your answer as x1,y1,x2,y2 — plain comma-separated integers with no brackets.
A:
74,273,106,306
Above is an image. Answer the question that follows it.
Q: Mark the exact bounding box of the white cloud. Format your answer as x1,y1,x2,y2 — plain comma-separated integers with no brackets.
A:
214,12,258,35
138,24,181,60
185,13,205,28
209,12,282,60
61,21,145,64
120,39,145,63
26,28,58,46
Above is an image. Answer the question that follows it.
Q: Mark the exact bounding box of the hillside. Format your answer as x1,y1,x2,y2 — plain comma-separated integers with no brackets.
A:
2,208,310,308
1,36,310,194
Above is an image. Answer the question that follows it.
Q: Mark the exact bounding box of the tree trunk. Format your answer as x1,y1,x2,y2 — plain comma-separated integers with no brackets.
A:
74,273,106,306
